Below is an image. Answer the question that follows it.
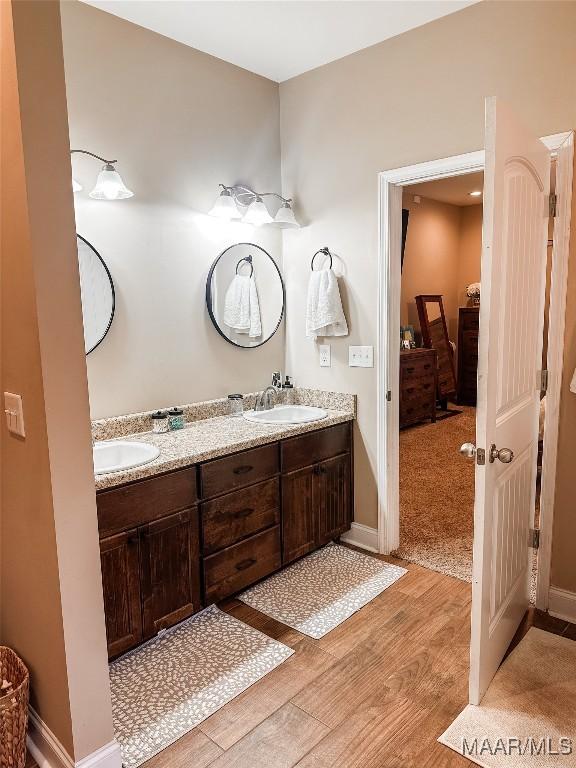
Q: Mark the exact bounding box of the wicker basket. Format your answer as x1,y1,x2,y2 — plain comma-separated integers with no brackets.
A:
0,648,29,768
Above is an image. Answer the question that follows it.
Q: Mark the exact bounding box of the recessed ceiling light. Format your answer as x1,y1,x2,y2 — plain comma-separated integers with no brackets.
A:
469,190,482,197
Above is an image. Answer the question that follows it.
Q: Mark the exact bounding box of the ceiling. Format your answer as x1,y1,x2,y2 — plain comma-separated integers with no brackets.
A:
406,171,484,207
80,0,480,82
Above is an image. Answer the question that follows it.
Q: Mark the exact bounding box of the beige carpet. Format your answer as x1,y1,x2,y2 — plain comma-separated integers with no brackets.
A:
393,407,539,599
239,543,406,638
439,627,576,766
392,407,477,581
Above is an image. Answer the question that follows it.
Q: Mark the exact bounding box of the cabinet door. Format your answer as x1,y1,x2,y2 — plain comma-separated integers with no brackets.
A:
315,454,352,546
140,508,201,639
281,466,316,564
100,530,142,659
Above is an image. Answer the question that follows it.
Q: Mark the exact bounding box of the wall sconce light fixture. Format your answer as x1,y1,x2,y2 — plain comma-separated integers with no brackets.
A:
208,184,300,228
71,149,133,200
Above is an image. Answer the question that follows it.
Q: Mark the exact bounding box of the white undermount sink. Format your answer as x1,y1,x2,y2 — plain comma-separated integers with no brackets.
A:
243,404,328,425
93,440,160,474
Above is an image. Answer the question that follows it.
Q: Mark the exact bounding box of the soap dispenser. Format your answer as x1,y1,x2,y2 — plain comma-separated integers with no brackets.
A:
283,375,294,404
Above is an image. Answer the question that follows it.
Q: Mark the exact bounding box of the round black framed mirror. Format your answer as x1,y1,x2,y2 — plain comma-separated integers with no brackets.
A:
206,242,285,348
77,234,115,355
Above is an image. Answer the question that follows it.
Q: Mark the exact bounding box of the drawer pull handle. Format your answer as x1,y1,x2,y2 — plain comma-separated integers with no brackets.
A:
234,508,254,519
236,557,256,571
406,367,415,374
233,465,254,475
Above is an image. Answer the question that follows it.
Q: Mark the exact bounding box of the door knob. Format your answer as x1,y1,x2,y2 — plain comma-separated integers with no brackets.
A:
460,442,477,458
489,444,514,463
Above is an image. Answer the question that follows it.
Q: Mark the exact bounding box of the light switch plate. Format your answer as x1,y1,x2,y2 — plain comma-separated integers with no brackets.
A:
319,344,331,367
4,392,25,437
349,345,374,368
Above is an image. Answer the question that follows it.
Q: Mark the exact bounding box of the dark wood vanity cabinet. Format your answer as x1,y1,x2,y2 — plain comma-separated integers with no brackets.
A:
281,422,353,563
140,508,200,640
100,529,143,658
97,468,201,658
97,421,353,658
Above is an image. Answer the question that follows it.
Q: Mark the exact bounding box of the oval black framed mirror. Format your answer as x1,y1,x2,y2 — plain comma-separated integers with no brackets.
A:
77,234,115,355
206,242,285,348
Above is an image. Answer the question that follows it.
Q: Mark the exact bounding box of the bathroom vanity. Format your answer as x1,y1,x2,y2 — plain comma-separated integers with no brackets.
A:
96,419,353,658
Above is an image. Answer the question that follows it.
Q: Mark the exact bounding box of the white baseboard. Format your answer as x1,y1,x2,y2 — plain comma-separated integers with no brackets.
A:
548,586,576,624
341,522,379,553
27,707,122,768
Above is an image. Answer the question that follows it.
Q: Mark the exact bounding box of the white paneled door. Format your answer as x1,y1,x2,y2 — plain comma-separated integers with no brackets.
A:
469,98,550,704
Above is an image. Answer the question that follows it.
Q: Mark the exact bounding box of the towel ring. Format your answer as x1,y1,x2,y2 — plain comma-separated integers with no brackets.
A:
311,247,333,271
236,254,254,277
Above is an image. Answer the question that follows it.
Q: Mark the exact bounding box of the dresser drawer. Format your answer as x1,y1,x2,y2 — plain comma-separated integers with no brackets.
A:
97,468,197,537
201,478,280,555
400,355,436,380
203,526,281,603
400,377,435,400
400,400,434,427
281,422,351,473
200,443,279,499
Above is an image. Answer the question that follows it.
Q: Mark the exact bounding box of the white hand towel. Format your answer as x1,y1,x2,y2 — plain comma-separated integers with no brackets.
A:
248,277,262,338
223,274,262,338
224,274,251,331
306,268,348,339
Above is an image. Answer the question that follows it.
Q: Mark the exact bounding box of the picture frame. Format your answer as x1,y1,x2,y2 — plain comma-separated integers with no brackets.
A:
400,325,416,349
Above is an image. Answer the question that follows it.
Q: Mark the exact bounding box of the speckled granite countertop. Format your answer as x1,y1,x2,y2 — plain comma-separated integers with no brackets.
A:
94,390,355,491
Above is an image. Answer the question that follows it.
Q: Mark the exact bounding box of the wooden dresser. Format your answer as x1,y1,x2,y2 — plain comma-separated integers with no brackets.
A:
399,348,437,429
457,307,479,405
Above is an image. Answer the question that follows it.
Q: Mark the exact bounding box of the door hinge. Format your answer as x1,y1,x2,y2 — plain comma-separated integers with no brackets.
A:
476,448,486,466
549,193,558,218
539,369,549,393
530,528,540,550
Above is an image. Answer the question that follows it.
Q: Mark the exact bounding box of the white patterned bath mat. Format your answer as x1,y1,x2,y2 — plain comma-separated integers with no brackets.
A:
239,543,407,638
109,605,294,768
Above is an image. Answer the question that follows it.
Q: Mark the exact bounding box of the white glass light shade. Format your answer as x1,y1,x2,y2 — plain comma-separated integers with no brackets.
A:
89,164,133,200
72,178,83,193
243,196,273,226
208,190,241,220
274,202,300,228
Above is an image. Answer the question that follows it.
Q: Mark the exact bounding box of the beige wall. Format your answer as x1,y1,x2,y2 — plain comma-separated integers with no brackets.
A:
401,195,463,343
279,0,576,557
457,205,483,306
1,1,116,760
60,1,283,420
551,154,576,594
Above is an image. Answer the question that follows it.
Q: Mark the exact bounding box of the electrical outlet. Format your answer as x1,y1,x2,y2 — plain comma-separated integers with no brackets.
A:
319,344,331,367
348,345,374,368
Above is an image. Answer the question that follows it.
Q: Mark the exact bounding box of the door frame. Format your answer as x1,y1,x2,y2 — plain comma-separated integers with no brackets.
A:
376,130,573,612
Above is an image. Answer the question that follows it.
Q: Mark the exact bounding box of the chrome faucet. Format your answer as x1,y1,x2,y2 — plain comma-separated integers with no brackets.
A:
255,386,278,412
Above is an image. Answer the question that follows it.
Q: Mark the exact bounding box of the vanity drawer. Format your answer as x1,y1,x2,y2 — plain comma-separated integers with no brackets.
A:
203,526,281,603
200,443,279,499
201,478,280,555
97,468,197,537
281,422,351,473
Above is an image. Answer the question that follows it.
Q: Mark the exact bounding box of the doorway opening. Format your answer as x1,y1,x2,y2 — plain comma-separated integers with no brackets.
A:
392,173,484,583
377,130,573,622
